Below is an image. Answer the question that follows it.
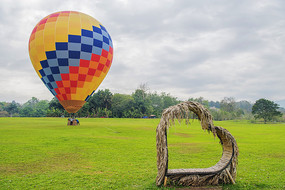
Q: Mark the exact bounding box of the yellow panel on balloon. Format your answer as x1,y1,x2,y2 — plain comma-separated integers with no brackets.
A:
44,22,56,51
69,13,81,35
56,17,69,42
80,13,93,31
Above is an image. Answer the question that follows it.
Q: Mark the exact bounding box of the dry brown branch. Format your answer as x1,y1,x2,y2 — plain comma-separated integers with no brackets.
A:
156,101,239,187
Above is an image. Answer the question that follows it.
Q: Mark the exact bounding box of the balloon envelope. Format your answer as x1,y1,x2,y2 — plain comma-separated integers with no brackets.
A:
29,11,113,113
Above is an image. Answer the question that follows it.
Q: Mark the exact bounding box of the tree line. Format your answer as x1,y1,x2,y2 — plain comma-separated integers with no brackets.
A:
1,88,284,122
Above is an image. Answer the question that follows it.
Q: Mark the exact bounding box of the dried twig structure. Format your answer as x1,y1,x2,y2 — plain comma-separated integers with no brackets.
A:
156,101,238,187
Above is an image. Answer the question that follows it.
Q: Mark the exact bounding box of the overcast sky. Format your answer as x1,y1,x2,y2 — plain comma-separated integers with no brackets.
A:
1,0,285,104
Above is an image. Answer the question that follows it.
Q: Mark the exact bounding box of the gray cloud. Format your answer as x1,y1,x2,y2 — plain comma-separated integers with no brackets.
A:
0,0,285,103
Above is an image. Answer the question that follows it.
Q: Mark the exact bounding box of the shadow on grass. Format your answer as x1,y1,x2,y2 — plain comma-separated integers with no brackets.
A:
144,181,272,190
144,181,223,190
223,182,271,189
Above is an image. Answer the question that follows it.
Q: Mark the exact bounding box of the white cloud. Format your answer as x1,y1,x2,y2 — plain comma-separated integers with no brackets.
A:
1,0,285,103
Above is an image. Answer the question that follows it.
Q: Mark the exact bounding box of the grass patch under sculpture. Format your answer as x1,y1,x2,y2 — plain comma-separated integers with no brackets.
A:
156,101,239,187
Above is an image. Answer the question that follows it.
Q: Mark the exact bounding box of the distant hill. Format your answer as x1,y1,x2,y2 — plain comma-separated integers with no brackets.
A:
279,107,285,114
276,100,285,109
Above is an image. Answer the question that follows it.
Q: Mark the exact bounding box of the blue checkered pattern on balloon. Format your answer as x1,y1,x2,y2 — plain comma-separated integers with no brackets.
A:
38,24,113,96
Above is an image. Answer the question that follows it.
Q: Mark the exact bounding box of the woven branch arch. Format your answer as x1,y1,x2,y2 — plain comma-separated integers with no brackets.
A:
156,101,239,186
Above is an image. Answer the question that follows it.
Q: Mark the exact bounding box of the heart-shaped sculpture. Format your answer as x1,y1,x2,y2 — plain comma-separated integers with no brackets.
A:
28,11,113,113
156,101,239,187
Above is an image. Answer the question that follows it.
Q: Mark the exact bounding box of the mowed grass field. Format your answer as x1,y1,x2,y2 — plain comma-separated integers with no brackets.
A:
0,118,284,189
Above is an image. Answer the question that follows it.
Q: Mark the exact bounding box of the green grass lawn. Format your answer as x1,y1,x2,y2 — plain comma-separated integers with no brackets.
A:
0,118,284,189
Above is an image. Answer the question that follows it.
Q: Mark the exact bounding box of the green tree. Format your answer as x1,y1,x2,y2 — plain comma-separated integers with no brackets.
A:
77,102,90,117
46,108,64,117
252,98,282,123
34,100,49,117
220,97,236,113
111,94,135,118
47,97,66,117
24,97,39,108
132,89,152,117
20,107,34,117
210,109,229,121
49,97,64,111
4,101,19,117
0,102,8,111
89,89,112,109
236,100,252,113
20,97,49,117
149,92,164,117
88,89,113,117
162,93,179,109
209,101,220,108
0,111,9,117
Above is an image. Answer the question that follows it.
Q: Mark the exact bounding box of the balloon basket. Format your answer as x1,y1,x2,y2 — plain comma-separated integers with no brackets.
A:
67,119,79,126
67,114,80,126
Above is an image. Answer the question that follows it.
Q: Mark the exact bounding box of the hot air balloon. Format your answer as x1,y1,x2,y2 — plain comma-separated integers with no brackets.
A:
28,11,113,115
